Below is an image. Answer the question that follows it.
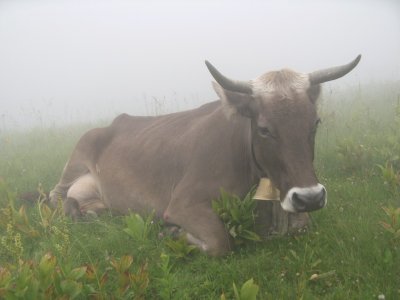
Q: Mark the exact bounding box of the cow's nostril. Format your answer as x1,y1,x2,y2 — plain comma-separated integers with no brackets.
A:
292,192,306,210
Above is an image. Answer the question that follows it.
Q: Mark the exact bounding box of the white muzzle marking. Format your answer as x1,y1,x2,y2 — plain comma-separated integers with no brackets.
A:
281,184,327,213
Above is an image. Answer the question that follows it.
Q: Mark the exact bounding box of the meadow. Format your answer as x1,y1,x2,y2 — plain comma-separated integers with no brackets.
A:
0,81,399,299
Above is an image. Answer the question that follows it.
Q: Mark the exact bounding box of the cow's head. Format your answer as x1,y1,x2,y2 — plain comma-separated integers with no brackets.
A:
206,55,361,213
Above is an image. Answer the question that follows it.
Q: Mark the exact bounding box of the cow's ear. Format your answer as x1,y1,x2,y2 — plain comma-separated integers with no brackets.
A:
212,82,254,118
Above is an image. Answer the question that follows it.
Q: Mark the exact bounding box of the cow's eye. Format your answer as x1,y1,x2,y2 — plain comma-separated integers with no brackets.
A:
257,127,272,138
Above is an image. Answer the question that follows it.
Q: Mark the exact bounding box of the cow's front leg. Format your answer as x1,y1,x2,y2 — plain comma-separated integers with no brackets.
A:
163,203,232,256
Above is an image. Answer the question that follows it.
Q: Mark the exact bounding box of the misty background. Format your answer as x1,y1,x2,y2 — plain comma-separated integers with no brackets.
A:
0,0,399,129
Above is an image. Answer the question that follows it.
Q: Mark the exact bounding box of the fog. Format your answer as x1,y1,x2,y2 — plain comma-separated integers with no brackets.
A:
0,0,399,129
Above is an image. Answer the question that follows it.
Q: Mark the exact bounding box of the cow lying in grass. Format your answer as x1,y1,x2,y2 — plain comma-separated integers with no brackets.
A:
49,56,361,255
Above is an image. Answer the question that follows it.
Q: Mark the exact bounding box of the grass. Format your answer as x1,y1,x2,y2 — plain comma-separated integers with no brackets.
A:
0,82,399,299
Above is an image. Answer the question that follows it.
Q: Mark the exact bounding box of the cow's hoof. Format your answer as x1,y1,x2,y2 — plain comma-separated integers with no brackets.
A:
158,225,182,239
64,197,82,221
84,210,99,219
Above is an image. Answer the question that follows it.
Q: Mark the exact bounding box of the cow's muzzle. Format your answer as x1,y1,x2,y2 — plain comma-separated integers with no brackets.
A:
281,184,327,213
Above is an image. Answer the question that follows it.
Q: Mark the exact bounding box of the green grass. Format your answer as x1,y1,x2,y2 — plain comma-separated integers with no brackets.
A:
0,82,399,299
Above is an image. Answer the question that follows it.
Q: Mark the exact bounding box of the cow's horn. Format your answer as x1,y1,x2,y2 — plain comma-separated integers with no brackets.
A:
309,55,361,85
205,60,253,94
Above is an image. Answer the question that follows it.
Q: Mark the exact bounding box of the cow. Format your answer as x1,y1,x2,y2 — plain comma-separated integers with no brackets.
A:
49,55,361,256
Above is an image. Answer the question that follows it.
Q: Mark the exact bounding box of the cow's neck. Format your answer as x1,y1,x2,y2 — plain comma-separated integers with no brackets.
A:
249,120,269,180
222,110,262,189
250,139,267,178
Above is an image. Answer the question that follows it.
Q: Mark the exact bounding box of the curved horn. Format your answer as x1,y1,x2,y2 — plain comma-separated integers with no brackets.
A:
309,55,361,85
205,60,253,94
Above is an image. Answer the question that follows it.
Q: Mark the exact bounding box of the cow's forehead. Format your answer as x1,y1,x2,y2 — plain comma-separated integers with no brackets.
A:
253,86,317,128
255,97,316,125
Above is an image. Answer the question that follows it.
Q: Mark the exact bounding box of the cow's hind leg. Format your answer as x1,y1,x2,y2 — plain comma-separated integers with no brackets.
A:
49,160,88,208
50,163,106,220
65,173,106,219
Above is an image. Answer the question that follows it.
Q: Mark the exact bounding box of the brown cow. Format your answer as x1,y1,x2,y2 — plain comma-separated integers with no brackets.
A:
50,55,361,255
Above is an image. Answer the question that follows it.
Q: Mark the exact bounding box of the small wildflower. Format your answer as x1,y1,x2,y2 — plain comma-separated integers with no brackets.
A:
14,233,22,249
6,223,13,234
55,244,62,253
310,274,318,280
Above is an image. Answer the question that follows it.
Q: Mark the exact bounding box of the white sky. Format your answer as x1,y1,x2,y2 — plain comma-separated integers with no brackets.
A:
0,0,399,128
